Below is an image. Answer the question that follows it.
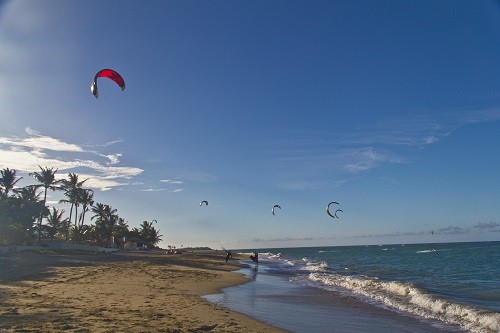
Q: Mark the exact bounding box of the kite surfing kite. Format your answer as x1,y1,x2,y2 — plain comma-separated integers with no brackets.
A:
200,200,208,206
91,69,125,98
272,204,281,216
326,201,342,219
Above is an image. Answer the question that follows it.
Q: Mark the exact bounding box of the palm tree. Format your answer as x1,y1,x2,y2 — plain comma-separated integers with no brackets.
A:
128,227,142,246
76,189,94,242
30,166,61,242
0,168,23,197
14,185,41,202
113,217,129,248
15,185,46,240
6,185,49,244
78,224,96,244
139,220,163,248
59,173,87,239
91,203,118,246
60,187,81,239
45,207,66,241
91,202,111,222
149,228,163,247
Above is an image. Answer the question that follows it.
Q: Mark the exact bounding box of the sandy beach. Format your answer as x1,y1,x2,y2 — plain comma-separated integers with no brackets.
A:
0,250,288,333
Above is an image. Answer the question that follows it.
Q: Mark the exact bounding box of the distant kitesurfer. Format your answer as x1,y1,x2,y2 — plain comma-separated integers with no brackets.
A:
250,251,259,265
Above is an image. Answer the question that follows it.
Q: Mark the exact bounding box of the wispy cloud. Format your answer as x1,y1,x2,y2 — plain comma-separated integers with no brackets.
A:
354,221,500,239
149,176,211,194
0,127,85,152
159,169,218,183
437,225,470,235
84,139,124,148
157,179,185,193
140,188,166,192
160,179,184,184
344,109,500,147
253,236,335,242
358,231,429,238
220,239,239,245
0,128,143,191
266,108,500,189
474,221,500,232
102,153,122,165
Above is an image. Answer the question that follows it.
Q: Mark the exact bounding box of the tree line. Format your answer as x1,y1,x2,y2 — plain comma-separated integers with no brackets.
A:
0,167,162,248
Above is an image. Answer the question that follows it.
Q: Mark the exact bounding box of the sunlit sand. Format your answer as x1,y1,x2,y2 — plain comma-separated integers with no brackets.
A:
0,250,288,332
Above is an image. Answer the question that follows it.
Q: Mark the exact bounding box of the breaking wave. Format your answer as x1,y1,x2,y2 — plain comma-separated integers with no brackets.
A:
308,272,499,333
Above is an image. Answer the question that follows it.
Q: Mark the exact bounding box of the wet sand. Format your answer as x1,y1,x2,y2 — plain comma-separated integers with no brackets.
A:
0,250,288,333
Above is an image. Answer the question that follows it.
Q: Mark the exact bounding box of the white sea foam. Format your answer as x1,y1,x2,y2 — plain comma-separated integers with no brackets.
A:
416,249,437,253
258,253,300,273
416,248,453,254
263,254,329,274
264,252,281,259
299,260,328,272
309,272,500,333
238,252,255,256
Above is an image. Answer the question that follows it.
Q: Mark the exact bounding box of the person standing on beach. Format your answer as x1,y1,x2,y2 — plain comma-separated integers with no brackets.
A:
250,251,258,265
225,250,232,263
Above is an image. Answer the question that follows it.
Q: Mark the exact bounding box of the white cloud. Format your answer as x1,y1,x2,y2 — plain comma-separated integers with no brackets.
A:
271,147,405,179
103,153,122,165
474,221,500,231
423,135,439,144
160,179,183,184
159,170,218,183
140,188,166,192
0,129,143,191
357,108,500,147
85,140,124,148
78,176,128,192
353,221,499,239
157,179,185,193
344,147,403,173
220,240,239,245
0,128,85,153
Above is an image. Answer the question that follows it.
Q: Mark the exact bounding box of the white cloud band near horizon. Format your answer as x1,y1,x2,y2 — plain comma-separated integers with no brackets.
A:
0,128,143,191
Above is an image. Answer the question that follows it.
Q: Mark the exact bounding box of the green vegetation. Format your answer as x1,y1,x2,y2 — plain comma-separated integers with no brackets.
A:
0,167,162,248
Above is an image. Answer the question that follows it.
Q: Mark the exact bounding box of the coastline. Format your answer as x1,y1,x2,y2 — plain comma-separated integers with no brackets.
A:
0,250,288,333
205,265,466,333
213,244,499,333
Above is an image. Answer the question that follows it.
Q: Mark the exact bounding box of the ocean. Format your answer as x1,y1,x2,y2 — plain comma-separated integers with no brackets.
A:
204,241,499,333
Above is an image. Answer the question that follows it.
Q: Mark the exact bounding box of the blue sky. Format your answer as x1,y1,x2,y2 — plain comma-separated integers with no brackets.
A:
1,0,499,249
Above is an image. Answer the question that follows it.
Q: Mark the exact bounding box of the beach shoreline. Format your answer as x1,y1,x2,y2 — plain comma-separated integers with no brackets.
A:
0,250,289,333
